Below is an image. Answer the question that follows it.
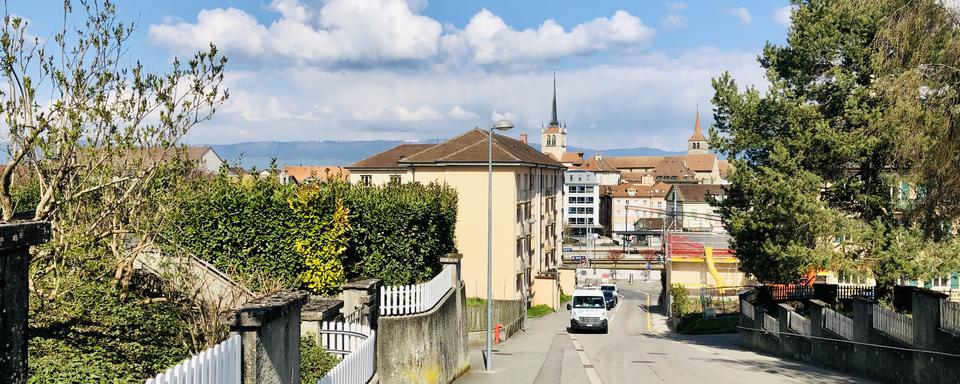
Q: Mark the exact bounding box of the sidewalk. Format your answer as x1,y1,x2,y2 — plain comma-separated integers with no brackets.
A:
456,305,589,384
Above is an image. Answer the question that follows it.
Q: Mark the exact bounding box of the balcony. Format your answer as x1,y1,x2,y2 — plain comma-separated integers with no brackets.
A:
518,189,532,201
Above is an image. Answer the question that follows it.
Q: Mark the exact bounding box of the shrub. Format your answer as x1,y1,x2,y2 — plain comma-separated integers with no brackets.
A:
292,187,352,294
300,335,340,383
670,284,692,318
677,314,739,335
161,173,301,291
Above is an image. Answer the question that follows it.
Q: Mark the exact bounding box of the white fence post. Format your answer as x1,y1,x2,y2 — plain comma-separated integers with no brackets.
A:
144,334,241,384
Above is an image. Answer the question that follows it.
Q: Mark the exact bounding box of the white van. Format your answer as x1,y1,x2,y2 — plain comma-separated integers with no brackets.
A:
567,289,609,333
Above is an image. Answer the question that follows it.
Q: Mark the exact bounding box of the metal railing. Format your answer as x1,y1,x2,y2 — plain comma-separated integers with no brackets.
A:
788,311,811,336
342,305,369,327
145,334,241,384
838,285,876,300
941,300,960,334
872,305,913,345
823,307,853,340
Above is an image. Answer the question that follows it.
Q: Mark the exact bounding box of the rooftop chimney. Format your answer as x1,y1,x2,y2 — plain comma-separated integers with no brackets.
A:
519,133,528,144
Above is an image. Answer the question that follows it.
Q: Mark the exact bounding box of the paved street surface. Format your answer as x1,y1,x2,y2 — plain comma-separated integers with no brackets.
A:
457,280,874,384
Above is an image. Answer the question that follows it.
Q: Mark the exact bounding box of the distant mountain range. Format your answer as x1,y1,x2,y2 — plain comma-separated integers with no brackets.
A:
208,140,686,170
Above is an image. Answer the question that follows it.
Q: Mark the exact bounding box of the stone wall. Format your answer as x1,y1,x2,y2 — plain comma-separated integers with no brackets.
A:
738,291,960,384
376,283,470,384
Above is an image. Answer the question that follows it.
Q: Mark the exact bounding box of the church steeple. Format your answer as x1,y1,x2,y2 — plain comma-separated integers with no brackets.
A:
541,71,567,160
687,103,709,155
549,72,559,127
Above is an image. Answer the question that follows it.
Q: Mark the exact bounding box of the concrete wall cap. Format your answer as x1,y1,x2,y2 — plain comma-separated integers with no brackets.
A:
809,299,828,307
302,298,344,322
342,278,382,291
222,291,308,328
0,221,51,250
440,253,463,263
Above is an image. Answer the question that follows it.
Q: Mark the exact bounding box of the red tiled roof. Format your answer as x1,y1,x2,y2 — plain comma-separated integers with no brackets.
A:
606,156,663,170
349,144,435,168
573,155,619,172
668,184,726,203
684,154,717,172
399,129,563,167
283,166,349,183
559,151,584,165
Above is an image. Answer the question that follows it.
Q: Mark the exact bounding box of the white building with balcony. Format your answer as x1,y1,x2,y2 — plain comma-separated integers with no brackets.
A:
564,169,600,237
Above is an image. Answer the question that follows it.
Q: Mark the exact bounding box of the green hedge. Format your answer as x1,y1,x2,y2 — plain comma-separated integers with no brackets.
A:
163,174,458,292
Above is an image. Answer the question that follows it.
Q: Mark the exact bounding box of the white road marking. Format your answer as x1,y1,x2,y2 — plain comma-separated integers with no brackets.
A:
609,299,624,323
569,332,603,384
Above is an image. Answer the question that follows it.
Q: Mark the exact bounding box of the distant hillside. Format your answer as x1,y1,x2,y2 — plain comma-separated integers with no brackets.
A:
208,140,686,170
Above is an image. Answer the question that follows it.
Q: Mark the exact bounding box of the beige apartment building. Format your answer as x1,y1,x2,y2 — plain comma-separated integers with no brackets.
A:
348,129,565,308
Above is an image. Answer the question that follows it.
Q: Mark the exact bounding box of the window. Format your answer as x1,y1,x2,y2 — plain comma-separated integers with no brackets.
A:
585,186,594,193
360,175,372,186
586,197,594,204
569,207,576,214
389,174,401,184
569,186,577,193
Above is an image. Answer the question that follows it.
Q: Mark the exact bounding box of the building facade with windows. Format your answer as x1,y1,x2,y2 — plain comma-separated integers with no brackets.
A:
665,184,726,232
349,129,565,308
564,170,600,237
346,143,436,185
608,182,670,241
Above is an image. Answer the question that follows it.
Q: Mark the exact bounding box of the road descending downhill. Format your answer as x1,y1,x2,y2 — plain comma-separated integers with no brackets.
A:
457,280,874,384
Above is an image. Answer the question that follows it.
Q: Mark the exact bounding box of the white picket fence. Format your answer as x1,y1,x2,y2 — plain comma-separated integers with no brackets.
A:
316,322,376,384
380,265,453,316
145,334,240,384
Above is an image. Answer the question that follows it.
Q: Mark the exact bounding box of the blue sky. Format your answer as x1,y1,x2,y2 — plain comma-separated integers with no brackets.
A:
12,1,795,150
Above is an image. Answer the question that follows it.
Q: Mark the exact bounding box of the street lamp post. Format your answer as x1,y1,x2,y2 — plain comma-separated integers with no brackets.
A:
486,119,513,372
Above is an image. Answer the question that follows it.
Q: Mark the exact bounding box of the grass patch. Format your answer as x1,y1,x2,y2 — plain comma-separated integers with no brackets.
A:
466,297,486,308
676,314,739,335
527,304,554,318
560,292,572,304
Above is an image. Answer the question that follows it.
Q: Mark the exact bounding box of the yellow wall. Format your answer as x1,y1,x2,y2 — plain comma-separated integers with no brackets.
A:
559,269,576,298
670,260,752,288
531,277,559,309
413,166,523,301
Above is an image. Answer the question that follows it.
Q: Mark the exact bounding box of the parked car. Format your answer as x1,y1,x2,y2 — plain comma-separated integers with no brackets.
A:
567,289,608,333
602,290,616,310
600,284,619,308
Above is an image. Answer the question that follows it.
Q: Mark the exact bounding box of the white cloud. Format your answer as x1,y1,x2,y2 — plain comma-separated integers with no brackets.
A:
773,5,796,27
661,14,688,30
187,47,766,150
149,0,443,63
726,7,752,24
354,106,443,122
442,9,655,65
667,1,688,12
491,110,516,123
449,105,479,120
150,1,654,67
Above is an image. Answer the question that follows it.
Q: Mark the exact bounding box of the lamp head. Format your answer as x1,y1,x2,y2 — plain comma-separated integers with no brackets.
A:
491,119,514,131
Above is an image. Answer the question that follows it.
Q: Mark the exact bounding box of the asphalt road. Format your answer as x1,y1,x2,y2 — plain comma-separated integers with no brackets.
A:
458,280,874,384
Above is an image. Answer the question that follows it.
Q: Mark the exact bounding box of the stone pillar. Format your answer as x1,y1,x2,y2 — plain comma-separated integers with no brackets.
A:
809,299,826,338
851,296,874,343
0,221,52,384
912,289,945,351
301,297,343,338
341,278,383,330
753,305,766,330
777,303,792,334
223,291,309,384
440,253,463,288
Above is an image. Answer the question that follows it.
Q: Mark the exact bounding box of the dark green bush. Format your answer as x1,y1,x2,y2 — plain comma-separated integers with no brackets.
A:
163,175,458,291
300,335,340,383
